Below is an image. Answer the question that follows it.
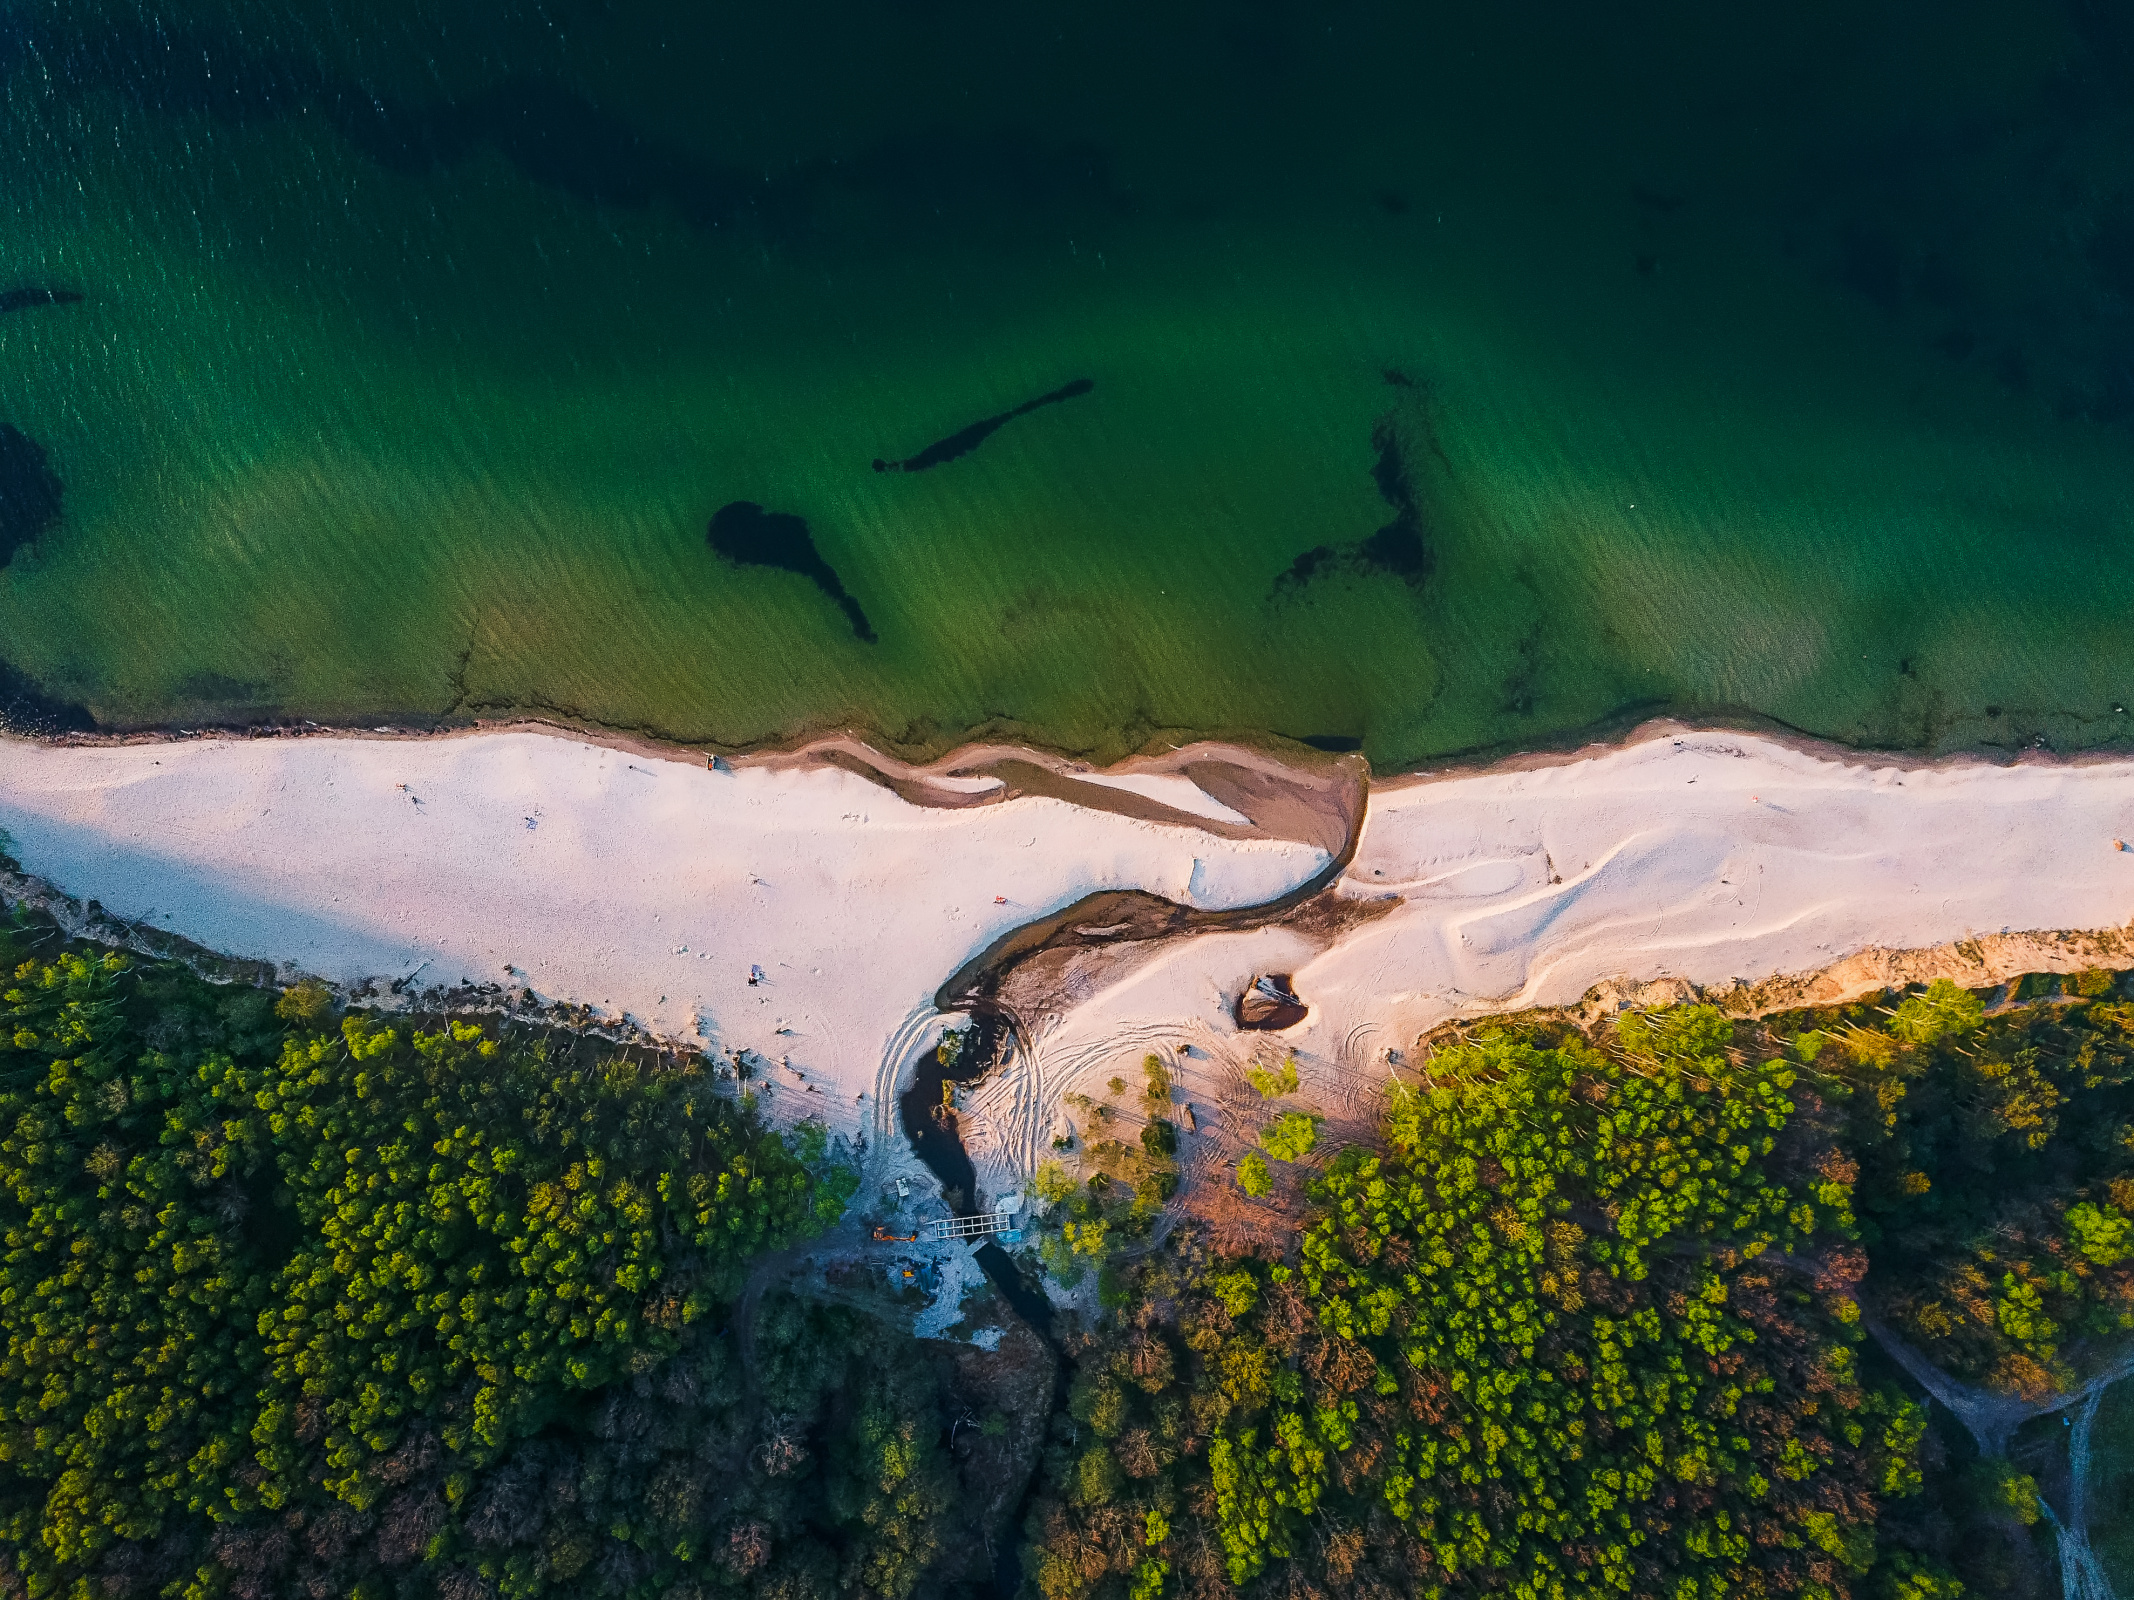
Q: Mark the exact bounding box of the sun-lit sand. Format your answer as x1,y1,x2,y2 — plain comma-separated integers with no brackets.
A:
955,728,2134,1194
6,723,2134,1200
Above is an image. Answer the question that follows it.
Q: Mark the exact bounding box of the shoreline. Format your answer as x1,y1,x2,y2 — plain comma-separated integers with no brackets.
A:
9,713,1366,842
0,727,1339,1171
20,699,2133,817
14,691,2124,789
946,724,2134,1197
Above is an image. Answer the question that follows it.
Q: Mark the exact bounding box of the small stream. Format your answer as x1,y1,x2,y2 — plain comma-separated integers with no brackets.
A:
888,816,1377,1595
1875,1322,2129,1596
896,1011,1055,1337
895,1016,995,1211
2038,1387,2117,1600
895,1013,1062,1598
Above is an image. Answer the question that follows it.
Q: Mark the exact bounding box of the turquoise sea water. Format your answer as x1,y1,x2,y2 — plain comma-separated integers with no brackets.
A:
0,2,2130,765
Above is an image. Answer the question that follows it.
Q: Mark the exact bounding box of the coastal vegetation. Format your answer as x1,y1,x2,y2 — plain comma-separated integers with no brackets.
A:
0,919,1021,1600
8,893,2133,1597
1020,978,2134,1599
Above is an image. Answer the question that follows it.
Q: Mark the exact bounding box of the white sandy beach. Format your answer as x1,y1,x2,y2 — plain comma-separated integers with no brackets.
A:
0,730,1328,1150
955,728,2134,1191
5,723,2134,1197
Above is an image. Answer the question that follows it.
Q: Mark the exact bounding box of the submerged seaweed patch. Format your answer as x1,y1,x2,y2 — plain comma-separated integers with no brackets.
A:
873,378,1093,473
172,671,276,708
1279,544,1337,585
1357,419,1428,581
0,287,83,315
1275,417,1431,594
707,501,875,642
0,426,62,569
0,658,94,734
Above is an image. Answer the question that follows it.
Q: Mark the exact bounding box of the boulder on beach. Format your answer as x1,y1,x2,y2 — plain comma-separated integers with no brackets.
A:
1236,972,1308,1030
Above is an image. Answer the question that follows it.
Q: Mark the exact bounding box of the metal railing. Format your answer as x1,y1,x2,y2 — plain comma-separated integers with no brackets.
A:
923,1211,1019,1241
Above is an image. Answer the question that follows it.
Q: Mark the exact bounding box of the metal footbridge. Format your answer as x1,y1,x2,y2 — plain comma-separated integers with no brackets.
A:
919,1193,1024,1243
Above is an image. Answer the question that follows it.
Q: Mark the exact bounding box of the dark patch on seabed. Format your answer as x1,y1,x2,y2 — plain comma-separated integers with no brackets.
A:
0,660,94,735
1358,419,1430,580
1275,412,1432,595
0,287,82,315
0,424,62,569
172,671,275,709
873,378,1094,473
707,502,875,642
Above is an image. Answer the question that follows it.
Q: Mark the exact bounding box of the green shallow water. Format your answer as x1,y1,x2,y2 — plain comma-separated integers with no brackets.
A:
0,2,2131,764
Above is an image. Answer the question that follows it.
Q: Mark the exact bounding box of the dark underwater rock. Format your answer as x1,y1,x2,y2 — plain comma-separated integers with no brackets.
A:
707,501,875,643
873,378,1093,473
1275,414,1431,594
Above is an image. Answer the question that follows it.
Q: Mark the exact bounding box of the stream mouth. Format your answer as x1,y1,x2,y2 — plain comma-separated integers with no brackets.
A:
868,793,1400,1593
902,802,1382,1338
891,789,1386,1350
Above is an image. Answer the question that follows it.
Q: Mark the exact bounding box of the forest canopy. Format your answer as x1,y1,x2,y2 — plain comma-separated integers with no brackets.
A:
8,897,2134,1600
1023,979,2134,1600
0,925,901,1600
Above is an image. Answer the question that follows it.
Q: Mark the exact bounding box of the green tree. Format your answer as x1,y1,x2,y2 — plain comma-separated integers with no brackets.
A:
0,943,272,1570
1142,1054,1174,1117
1885,978,1985,1046
0,926,855,1597
1827,986,2134,1395
1209,1015,1914,1596
1257,1110,1320,1163
828,1372,955,1598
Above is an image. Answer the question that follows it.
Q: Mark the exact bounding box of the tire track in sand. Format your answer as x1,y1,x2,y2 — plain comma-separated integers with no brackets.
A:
871,1003,942,1148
